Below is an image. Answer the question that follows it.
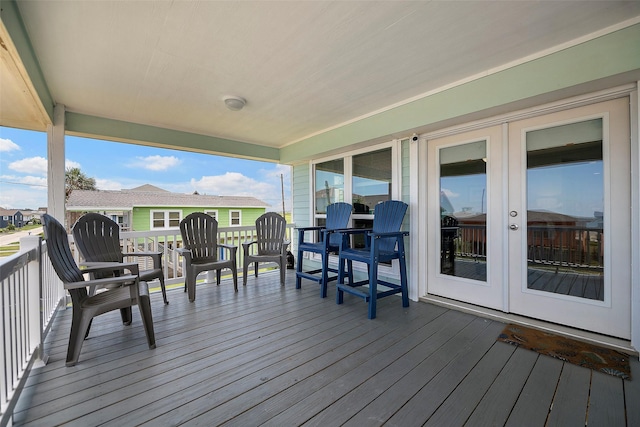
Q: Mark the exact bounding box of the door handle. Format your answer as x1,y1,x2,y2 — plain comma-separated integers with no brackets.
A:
509,224,519,230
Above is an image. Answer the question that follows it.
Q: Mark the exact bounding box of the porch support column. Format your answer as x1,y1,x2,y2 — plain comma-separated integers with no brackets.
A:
47,104,65,223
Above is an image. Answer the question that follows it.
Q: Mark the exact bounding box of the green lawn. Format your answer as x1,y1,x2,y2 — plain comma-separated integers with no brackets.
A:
0,224,43,257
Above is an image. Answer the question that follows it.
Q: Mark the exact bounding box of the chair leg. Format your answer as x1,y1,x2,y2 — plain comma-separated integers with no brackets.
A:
186,268,196,302
295,249,304,289
368,262,379,320
399,253,409,308
279,256,286,286
120,307,132,325
254,262,259,277
232,266,238,292
216,269,222,285
243,261,249,286
159,275,169,305
137,294,156,349
336,257,346,305
66,310,93,367
320,251,329,298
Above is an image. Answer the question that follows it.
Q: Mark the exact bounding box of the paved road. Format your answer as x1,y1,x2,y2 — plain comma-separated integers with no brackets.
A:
0,227,43,246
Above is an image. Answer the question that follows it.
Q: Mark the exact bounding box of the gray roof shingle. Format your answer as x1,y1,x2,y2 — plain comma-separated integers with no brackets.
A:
67,188,269,210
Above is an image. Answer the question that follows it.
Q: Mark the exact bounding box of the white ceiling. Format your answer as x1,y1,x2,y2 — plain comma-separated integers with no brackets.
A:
8,1,640,149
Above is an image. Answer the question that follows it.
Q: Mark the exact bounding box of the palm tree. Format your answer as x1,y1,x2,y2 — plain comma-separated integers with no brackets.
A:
65,167,97,201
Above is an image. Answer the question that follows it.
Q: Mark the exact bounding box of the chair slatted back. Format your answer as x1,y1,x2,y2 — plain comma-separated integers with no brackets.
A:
43,214,86,285
255,212,286,255
180,212,219,262
73,213,123,263
325,202,352,247
372,200,408,253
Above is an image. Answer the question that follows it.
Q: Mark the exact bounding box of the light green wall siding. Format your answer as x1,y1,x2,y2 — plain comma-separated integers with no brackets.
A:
291,162,311,252
131,206,266,231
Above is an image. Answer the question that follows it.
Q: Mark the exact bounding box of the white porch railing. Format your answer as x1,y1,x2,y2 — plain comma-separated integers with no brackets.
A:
1,236,65,427
0,223,294,426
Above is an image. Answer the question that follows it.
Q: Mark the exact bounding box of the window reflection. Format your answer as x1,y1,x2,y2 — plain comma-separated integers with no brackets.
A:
352,148,392,215
439,141,487,281
526,119,604,301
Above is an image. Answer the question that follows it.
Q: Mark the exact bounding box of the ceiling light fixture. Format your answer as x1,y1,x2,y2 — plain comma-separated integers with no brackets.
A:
223,96,246,111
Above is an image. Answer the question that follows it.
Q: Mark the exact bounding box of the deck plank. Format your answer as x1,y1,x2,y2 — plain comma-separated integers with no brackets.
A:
587,371,626,427
505,353,563,426
546,363,591,427
464,346,539,426
378,321,505,426
422,341,517,426
303,315,490,426
626,357,640,426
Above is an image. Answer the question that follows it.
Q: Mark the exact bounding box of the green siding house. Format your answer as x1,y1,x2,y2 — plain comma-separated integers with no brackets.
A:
66,184,269,231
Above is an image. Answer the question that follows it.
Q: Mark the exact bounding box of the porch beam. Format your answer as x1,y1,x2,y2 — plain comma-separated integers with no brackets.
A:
64,113,280,163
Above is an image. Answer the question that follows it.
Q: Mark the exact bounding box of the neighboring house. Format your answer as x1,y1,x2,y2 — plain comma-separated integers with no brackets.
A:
66,184,269,231
20,210,43,224
0,208,24,229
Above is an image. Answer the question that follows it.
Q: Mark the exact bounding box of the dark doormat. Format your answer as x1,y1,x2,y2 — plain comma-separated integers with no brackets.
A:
497,323,631,380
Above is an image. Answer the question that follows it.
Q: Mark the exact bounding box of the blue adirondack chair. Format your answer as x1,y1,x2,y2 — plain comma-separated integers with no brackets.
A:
295,202,353,297
336,200,409,319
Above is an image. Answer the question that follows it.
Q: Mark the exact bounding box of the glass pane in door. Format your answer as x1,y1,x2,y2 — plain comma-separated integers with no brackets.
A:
526,119,604,300
439,140,487,281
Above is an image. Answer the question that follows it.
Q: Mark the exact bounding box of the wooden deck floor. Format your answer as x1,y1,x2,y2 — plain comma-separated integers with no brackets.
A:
12,271,639,426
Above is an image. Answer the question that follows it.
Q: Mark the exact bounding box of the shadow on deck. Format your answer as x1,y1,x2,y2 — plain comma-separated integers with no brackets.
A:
12,271,640,426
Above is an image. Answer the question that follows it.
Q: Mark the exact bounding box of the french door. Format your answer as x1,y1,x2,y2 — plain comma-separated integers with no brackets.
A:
427,98,631,339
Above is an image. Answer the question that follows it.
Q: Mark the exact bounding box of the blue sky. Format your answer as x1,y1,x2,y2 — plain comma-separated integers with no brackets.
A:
0,126,291,211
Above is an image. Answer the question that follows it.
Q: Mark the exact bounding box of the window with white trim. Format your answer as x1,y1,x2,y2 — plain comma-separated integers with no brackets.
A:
314,145,396,220
151,210,181,229
313,142,399,248
205,210,218,221
230,210,241,226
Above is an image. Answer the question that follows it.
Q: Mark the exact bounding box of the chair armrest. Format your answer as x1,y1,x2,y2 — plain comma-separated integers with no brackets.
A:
335,227,371,236
176,247,192,262
80,261,140,276
297,226,325,244
219,243,237,250
242,240,257,254
370,230,410,238
65,274,139,290
295,226,324,231
122,251,162,265
219,243,238,257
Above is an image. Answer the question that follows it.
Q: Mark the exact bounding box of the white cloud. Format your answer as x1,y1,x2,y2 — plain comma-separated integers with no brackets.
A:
190,165,292,211
259,163,291,180
65,159,82,170
191,172,274,198
0,138,20,152
8,157,83,176
9,156,47,175
0,174,47,188
0,178,47,209
128,155,181,171
95,178,123,191
442,188,459,199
